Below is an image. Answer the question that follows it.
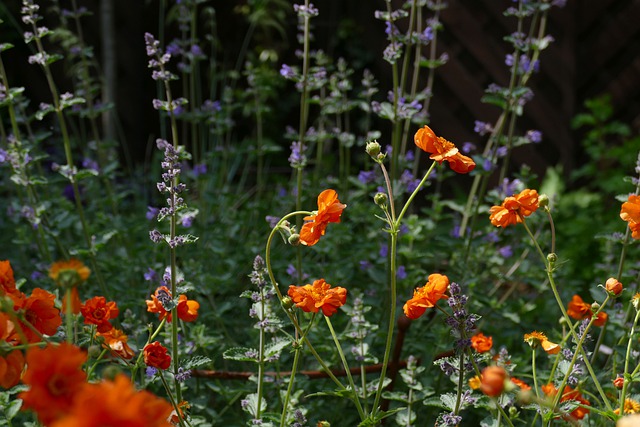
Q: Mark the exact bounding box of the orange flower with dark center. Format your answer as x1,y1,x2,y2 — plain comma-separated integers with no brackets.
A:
81,296,119,333
489,189,539,228
524,331,561,355
402,273,449,320
621,194,640,239
48,258,90,288
49,374,173,427
0,350,25,389
18,288,62,343
542,384,590,420
19,343,87,425
146,286,199,323
480,365,507,397
97,328,135,360
510,377,531,391
471,332,493,353
143,341,172,370
287,279,348,316
414,125,476,174
299,189,346,246
567,294,607,327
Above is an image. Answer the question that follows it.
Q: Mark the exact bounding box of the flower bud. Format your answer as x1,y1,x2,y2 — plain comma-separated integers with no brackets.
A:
614,376,625,389
87,344,102,359
365,141,381,158
605,277,623,296
281,296,294,309
591,302,600,313
288,233,301,246
102,365,122,381
374,192,388,208
480,365,507,397
538,193,549,208
547,253,557,265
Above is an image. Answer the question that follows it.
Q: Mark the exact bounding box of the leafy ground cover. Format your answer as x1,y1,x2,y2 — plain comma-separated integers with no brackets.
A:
1,0,640,426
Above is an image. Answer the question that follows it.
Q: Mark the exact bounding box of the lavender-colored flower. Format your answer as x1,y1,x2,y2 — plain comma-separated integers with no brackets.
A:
146,206,159,220
359,260,372,270
149,229,164,243
175,367,192,382
193,162,207,176
498,245,513,258
288,141,306,168
265,215,280,228
280,64,296,80
474,121,493,136
146,366,158,377
358,170,376,185
526,129,542,143
144,268,158,282
379,244,388,258
396,265,407,280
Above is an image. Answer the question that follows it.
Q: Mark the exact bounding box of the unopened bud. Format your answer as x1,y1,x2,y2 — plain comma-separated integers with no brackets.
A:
538,194,549,208
281,296,294,309
614,376,625,389
288,233,301,246
317,422,331,427
87,344,102,359
547,253,557,264
365,141,381,158
605,277,623,296
591,302,600,313
374,192,388,208
102,365,122,381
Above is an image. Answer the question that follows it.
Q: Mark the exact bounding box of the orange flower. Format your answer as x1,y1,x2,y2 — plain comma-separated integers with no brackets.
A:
62,287,82,315
542,384,591,420
0,350,25,389
48,258,90,288
146,286,199,323
287,279,347,316
144,341,171,370
468,375,481,390
621,194,640,239
0,260,25,308
614,376,625,389
299,189,346,246
471,332,493,353
489,189,539,228
414,125,476,174
402,273,449,320
97,328,135,360
615,398,640,415
524,331,561,355
510,377,531,391
605,277,623,296
480,365,507,397
80,296,119,333
49,374,173,427
19,343,87,425
18,288,62,343
567,294,607,327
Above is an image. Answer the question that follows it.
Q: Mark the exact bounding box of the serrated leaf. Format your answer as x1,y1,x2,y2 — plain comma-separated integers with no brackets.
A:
182,355,212,370
222,347,258,362
441,393,458,410
395,408,415,425
265,338,290,358
5,398,21,419
240,393,267,417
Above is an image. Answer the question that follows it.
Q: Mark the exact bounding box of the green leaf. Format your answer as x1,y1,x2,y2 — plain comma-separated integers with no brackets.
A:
182,355,213,370
264,338,290,359
240,393,266,417
222,347,258,362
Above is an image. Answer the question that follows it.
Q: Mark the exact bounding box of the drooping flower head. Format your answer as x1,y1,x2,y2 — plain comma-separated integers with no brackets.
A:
80,296,119,333
620,194,640,239
143,341,171,370
489,189,539,227
49,374,173,427
19,343,87,425
567,294,607,326
524,331,560,354
403,273,449,320
97,328,135,360
542,384,590,420
287,279,347,316
470,332,493,353
414,125,476,174
299,189,346,246
48,258,90,288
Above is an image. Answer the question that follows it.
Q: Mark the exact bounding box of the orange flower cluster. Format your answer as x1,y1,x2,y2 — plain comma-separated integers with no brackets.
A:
471,332,493,353
542,383,590,420
143,341,172,370
620,194,640,239
510,377,531,391
287,279,347,316
402,273,449,320
489,189,539,228
414,125,476,174
81,296,119,333
19,343,172,426
524,331,561,354
146,286,200,323
299,189,346,246
567,294,607,327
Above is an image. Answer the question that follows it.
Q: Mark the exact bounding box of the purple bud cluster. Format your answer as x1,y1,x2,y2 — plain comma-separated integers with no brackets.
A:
288,141,307,169
444,283,479,352
144,33,177,82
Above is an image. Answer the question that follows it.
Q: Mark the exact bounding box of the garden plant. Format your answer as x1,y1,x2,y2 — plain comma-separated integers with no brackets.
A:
1,0,640,426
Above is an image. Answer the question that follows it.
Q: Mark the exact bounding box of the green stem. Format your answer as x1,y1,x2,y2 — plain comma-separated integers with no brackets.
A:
325,316,365,420
158,371,188,427
531,348,541,401
619,309,640,413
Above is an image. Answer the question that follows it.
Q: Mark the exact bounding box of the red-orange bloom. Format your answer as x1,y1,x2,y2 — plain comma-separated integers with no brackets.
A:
287,279,347,316
471,332,493,353
144,341,171,370
0,350,25,389
621,194,640,239
510,377,531,391
18,288,62,343
542,384,590,420
62,287,82,315
0,260,24,308
402,273,449,320
524,331,561,355
480,365,507,397
146,286,199,323
489,189,539,228
605,277,623,296
19,343,87,425
80,296,119,333
97,328,135,360
414,125,476,174
567,294,607,327
299,189,346,246
49,374,173,427
48,258,90,287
